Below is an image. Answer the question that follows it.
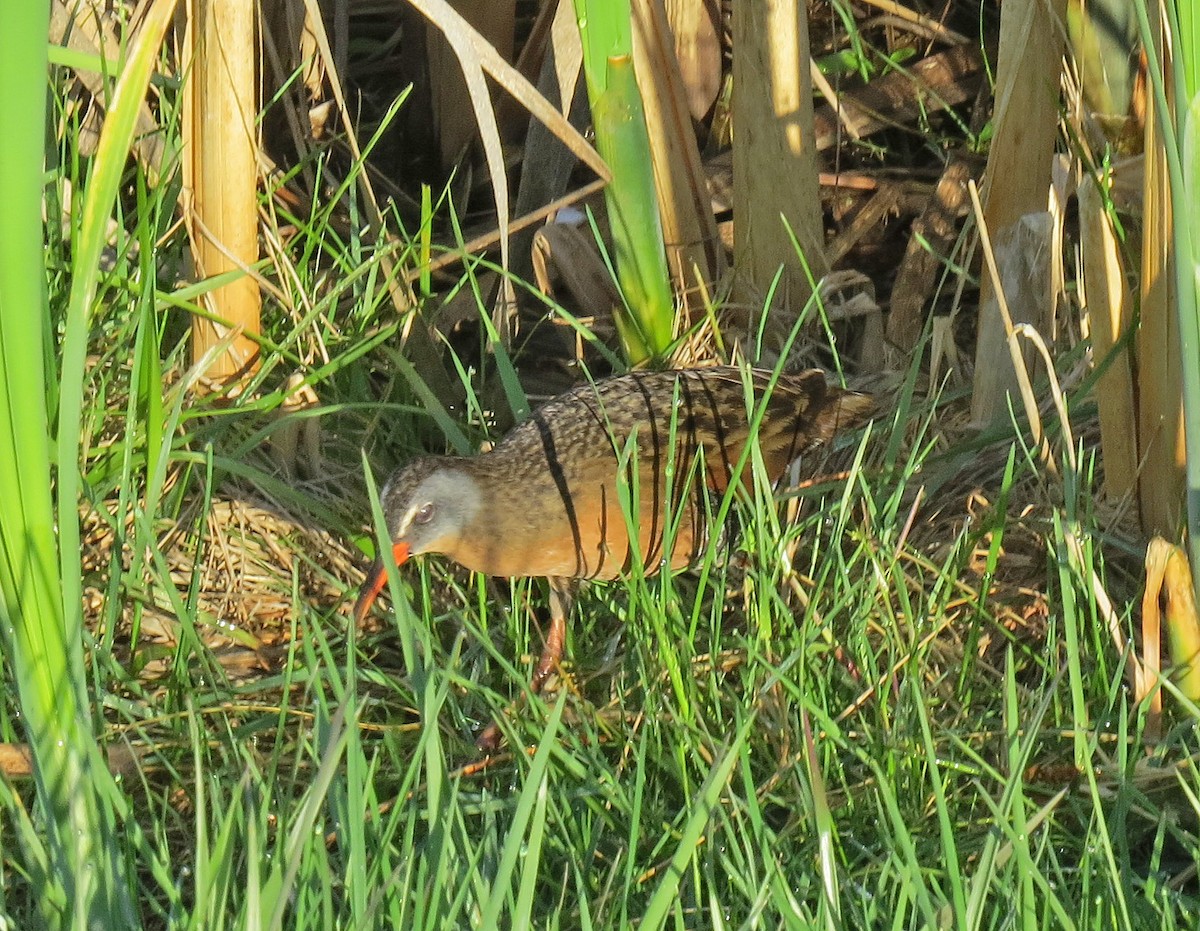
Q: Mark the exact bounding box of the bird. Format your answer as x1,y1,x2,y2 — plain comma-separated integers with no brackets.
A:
353,366,873,748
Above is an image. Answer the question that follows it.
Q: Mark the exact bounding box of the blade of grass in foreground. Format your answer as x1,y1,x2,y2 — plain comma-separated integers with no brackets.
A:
0,0,150,925
3,0,180,924
573,0,674,365
1135,0,1200,593
639,715,753,931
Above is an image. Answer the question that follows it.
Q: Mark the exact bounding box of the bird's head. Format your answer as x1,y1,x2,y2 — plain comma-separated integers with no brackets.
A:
353,458,480,623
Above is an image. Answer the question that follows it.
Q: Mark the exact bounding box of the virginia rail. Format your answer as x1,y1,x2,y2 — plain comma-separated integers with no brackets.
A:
353,366,872,746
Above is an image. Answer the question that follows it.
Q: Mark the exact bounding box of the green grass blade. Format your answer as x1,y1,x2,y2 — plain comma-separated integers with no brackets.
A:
0,1,160,924
640,716,754,931
572,0,674,364
481,693,565,926
58,0,178,626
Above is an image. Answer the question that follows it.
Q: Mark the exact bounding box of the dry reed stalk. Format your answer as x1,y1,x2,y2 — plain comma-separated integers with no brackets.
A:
1134,4,1185,537
427,0,516,172
1078,172,1139,506
886,157,974,355
184,0,262,390
662,0,721,121
967,182,1051,471
969,0,1065,426
632,0,726,321
730,0,826,323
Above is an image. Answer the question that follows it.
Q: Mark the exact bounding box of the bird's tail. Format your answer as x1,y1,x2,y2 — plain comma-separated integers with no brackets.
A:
811,388,875,445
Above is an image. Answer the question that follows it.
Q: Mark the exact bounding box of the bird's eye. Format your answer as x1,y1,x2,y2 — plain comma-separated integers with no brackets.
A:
414,503,436,525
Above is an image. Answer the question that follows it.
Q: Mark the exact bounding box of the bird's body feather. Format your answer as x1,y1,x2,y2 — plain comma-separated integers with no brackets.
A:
374,367,871,581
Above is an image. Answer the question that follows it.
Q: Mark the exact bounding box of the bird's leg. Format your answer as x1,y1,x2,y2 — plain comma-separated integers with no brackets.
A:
531,578,573,693
476,578,575,753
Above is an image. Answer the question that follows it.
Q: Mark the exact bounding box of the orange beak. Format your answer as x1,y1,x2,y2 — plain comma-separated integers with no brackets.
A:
352,541,412,623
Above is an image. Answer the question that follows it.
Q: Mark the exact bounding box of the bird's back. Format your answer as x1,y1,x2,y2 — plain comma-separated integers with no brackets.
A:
468,367,870,581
